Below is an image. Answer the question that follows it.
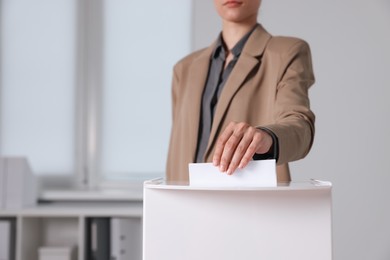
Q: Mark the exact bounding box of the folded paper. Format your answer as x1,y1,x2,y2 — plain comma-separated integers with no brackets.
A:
189,159,277,187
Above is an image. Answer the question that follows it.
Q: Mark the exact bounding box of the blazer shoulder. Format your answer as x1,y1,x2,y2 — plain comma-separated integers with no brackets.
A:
266,36,311,56
174,47,209,71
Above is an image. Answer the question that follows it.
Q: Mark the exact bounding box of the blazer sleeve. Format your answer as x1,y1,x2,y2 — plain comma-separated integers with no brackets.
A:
262,39,315,165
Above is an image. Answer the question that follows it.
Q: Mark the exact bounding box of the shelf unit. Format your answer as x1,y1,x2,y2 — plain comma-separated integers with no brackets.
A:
0,202,143,260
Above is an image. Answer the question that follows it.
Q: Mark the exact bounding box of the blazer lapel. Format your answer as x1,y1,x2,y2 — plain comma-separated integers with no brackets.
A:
205,25,272,158
186,45,215,161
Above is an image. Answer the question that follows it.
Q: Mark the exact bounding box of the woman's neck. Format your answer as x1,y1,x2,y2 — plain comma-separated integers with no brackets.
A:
221,20,257,50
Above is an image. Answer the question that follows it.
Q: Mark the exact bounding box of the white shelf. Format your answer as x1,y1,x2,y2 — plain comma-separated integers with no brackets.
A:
0,202,143,260
1,202,143,217
39,188,143,202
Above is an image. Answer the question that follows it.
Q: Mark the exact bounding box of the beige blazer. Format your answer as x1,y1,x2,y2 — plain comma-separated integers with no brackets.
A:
166,24,315,183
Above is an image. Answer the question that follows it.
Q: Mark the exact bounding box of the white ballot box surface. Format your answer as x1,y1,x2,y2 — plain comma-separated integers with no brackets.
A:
143,178,332,260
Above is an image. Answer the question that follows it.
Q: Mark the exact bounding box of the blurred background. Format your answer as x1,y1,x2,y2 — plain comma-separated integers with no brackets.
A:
1,0,389,259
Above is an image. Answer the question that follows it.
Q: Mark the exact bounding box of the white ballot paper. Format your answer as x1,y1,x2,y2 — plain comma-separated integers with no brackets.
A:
189,159,277,187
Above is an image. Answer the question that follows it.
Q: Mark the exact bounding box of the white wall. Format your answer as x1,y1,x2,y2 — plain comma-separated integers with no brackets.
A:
193,1,390,259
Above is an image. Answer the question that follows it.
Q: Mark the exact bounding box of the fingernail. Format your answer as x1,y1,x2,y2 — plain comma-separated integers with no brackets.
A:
213,159,218,166
227,169,232,175
220,164,225,172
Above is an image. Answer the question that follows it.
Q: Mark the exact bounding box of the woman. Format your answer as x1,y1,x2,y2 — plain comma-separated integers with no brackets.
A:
166,0,315,182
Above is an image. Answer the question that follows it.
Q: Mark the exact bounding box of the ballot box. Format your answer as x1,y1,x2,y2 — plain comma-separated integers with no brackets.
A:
143,179,332,260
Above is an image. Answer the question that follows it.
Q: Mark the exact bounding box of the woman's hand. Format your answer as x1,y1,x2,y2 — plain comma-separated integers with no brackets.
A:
212,122,273,175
